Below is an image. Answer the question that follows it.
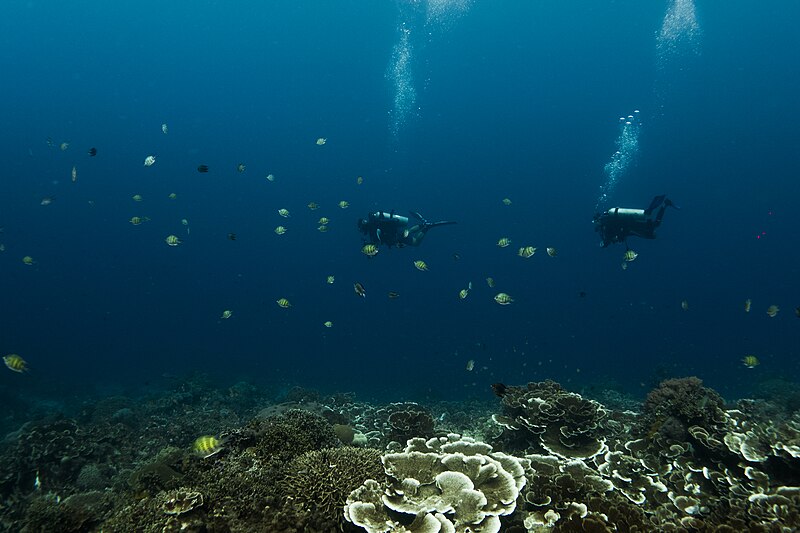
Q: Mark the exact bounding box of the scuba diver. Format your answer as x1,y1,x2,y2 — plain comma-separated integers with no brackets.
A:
593,195,679,247
358,210,456,247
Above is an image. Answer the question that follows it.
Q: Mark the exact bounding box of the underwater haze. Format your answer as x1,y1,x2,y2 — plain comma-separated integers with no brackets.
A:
1,0,799,407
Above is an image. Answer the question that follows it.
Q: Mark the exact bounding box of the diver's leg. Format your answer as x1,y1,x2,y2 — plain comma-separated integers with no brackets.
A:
645,195,666,215
654,206,667,226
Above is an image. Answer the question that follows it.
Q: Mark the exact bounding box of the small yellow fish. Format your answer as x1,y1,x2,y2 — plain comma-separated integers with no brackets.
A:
546,247,557,257
317,225,329,232
766,305,779,318
744,299,752,313
132,194,143,202
276,298,291,308
274,226,287,235
3,354,28,373
307,202,319,210
318,217,330,225
237,163,246,173
221,310,233,319
326,276,335,284
278,208,290,218
60,141,70,151
22,256,35,265
129,216,150,225
165,235,181,246
316,137,327,145
143,155,156,167
323,321,333,328
486,277,495,288
494,293,514,305
518,246,536,258
742,355,760,368
71,166,77,182
466,359,475,371
354,282,366,298
497,237,511,248
362,244,379,257
624,250,638,262
168,193,177,200
266,174,276,182
459,282,473,300
338,201,349,209
502,198,512,206
413,260,428,271
681,300,689,311
356,176,364,185
193,435,223,458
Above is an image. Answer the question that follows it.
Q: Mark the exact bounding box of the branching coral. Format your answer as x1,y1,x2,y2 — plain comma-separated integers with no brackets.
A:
281,447,384,530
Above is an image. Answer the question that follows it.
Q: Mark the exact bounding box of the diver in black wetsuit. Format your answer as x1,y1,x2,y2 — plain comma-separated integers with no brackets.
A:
593,195,678,247
358,211,456,247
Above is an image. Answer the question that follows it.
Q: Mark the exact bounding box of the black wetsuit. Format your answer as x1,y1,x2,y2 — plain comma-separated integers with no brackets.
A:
358,211,456,247
594,195,676,247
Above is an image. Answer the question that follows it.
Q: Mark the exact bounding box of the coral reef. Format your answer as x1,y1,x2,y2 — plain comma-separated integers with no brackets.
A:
333,401,440,449
491,380,609,459
1,375,799,531
249,408,343,462
386,406,436,444
21,490,114,532
643,376,726,441
345,434,528,532
281,447,385,530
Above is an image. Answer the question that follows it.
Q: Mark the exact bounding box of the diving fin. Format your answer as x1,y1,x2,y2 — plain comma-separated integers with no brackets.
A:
409,211,428,224
425,220,457,229
410,211,456,230
644,195,666,215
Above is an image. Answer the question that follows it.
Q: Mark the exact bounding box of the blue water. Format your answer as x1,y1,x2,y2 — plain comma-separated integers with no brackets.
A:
1,0,798,406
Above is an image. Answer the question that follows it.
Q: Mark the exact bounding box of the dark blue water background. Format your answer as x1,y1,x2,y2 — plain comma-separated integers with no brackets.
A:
0,1,798,405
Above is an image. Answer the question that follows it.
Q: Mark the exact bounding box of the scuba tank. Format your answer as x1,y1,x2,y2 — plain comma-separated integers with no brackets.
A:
370,211,408,225
605,207,646,220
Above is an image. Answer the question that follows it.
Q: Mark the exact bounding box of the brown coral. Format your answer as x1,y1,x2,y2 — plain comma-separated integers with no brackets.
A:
492,381,609,459
386,405,436,444
280,446,384,530
643,377,725,441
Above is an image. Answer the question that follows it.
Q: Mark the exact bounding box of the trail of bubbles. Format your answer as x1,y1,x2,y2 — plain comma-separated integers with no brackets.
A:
657,0,701,63
387,25,417,140
596,111,641,211
425,0,471,28
387,0,471,139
